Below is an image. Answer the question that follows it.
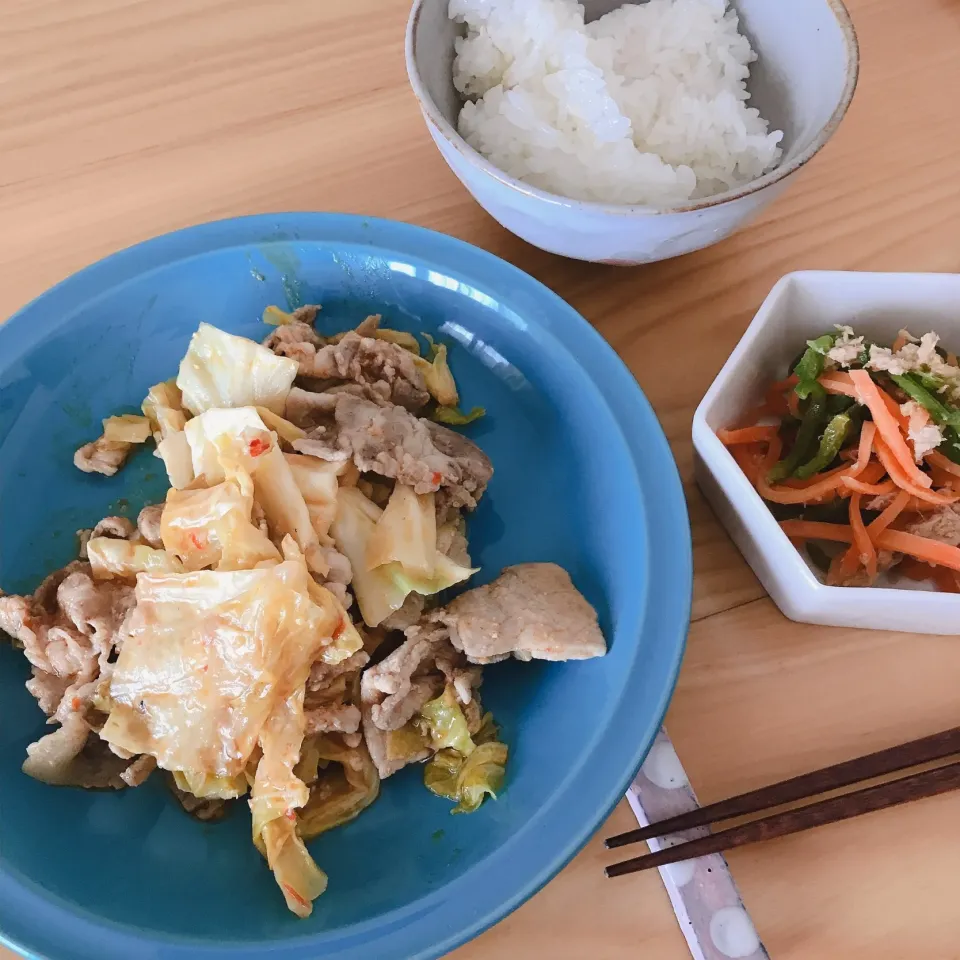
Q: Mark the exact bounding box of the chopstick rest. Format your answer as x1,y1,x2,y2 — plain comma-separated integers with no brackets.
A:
609,727,960,879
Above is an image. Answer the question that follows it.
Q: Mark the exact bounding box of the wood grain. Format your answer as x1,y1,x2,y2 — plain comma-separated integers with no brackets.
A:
2,0,960,956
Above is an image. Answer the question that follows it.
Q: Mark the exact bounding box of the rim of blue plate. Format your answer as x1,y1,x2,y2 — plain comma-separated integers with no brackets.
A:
0,214,692,960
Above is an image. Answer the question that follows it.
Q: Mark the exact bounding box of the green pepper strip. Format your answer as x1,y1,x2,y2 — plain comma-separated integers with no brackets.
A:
793,334,836,400
794,411,853,480
768,396,827,482
889,373,960,430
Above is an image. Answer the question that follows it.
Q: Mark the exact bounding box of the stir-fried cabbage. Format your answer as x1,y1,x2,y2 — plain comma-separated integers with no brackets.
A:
176,323,298,417
285,453,342,542
331,488,409,627
431,405,485,426
256,407,306,444
419,685,474,755
262,305,298,327
161,478,279,571
424,741,508,814
173,769,247,800
413,336,459,407
251,690,327,918
385,553,476,596
253,446,326,574
183,407,325,572
419,691,507,814
366,485,436,576
100,558,338,782
102,414,152,444
332,488,476,627
373,328,421,354
142,380,188,439
298,735,380,840
156,430,195,489
87,538,184,580
184,406,274,485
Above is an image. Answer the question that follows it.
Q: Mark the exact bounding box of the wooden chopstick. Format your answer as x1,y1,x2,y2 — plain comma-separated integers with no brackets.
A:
606,725,960,850
606,732,960,879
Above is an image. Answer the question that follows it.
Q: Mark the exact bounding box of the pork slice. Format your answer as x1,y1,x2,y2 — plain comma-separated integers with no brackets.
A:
74,438,131,476
305,702,362,735
360,624,461,779
311,332,429,411
21,715,147,789
137,505,164,548
293,394,492,508
381,592,425,632
434,563,607,663
0,563,133,722
437,517,472,568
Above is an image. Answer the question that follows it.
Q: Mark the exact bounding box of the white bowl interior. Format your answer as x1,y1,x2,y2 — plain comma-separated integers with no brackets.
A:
410,0,856,180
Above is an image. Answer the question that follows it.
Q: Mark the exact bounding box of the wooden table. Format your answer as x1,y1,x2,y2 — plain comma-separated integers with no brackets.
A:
3,0,960,956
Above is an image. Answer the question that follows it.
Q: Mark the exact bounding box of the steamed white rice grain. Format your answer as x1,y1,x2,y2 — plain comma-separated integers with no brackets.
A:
450,0,784,206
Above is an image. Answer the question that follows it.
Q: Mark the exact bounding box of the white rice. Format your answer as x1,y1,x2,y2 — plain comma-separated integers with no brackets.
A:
450,0,784,206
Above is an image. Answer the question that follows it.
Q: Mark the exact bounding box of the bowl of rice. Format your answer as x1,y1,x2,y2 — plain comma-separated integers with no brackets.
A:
405,0,858,264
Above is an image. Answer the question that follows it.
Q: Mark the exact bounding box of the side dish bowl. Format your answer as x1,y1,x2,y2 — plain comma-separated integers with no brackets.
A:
405,0,859,264
693,270,960,635
0,214,691,960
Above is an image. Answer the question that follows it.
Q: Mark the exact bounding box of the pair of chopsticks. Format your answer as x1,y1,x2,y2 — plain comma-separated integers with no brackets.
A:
605,726,960,878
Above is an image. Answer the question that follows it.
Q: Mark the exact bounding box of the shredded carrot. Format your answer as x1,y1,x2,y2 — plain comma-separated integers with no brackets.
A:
779,463,854,490
894,557,959,592
892,333,907,352
830,492,878,585
826,551,850,586
758,469,849,505
731,442,764,486
868,490,912,542
848,370,931,488
873,437,952,503
849,493,878,580
778,520,854,544
837,460,886,498
855,422,876,472
875,528,960,573
818,371,858,397
929,465,958,490
717,425,781,446
926,451,960,478
841,476,896,496
787,391,801,419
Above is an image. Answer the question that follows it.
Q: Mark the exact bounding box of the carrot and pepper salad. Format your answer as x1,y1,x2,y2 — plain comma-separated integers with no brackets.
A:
719,326,960,590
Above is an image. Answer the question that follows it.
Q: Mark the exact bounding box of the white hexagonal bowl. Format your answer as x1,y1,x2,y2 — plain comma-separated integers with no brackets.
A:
692,270,960,635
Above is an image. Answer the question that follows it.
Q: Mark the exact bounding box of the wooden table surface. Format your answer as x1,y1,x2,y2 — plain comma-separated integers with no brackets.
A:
3,0,960,956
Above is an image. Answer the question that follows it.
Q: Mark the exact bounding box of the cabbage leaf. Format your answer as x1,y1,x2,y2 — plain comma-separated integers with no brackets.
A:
102,414,152,444
431,405,485,426
161,478,280,571
331,488,409,627
420,685,475,756
366,485,436,576
298,735,380,840
176,323,298,416
142,380,188,439
101,559,337,779
423,741,508,815
87,538,184,580
413,336,459,407
156,430,195,489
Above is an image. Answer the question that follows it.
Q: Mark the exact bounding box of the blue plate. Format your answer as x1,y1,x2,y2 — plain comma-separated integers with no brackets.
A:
0,215,691,960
